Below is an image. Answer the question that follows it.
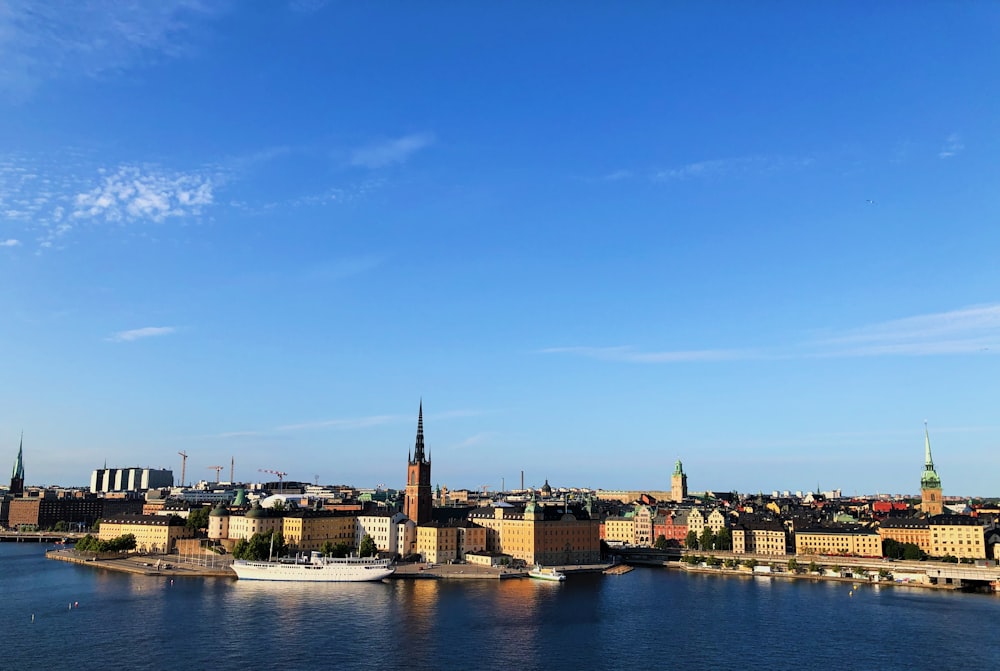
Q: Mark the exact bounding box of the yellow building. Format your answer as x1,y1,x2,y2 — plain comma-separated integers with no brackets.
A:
794,526,881,557
227,502,282,541
928,515,987,560
731,519,787,556
416,524,458,564
878,518,932,555
468,500,601,566
283,510,357,552
602,515,635,545
99,514,194,553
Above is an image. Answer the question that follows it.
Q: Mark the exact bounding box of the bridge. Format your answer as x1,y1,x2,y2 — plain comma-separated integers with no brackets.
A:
0,531,84,543
608,546,682,565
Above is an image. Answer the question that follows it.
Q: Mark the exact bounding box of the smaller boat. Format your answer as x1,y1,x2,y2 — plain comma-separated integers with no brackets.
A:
528,565,566,582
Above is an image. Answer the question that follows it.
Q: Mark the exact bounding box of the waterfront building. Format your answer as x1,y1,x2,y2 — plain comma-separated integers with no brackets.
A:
602,513,635,546
356,511,410,554
928,515,987,560
687,508,706,537
671,459,687,502
416,523,458,563
7,493,142,530
207,502,230,541
634,504,653,546
920,423,944,516
405,402,433,525
227,502,282,541
99,514,194,553
731,518,787,556
282,509,357,553
468,498,601,566
10,433,24,497
653,509,689,545
878,517,932,555
794,525,881,557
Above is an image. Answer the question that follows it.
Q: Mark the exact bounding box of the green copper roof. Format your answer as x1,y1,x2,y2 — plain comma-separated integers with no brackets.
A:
673,459,684,476
920,424,942,489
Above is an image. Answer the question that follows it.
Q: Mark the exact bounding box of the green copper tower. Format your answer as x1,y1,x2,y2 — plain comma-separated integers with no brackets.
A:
920,422,942,515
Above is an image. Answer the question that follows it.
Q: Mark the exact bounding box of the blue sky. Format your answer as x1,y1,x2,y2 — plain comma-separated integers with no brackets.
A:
2,2,998,496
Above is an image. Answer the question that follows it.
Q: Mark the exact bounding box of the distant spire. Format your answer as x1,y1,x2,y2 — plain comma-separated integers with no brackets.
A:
924,420,934,468
413,401,426,463
12,431,24,480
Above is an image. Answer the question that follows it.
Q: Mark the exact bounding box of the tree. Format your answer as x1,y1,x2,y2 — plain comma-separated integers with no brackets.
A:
320,540,336,557
878,568,891,580
233,530,286,561
359,534,377,557
882,538,902,559
808,561,820,574
706,555,722,568
715,528,732,551
53,520,68,532
699,528,715,552
653,535,668,550
787,557,799,573
902,543,926,561
685,530,699,550
186,506,211,531
742,558,758,570
723,558,737,569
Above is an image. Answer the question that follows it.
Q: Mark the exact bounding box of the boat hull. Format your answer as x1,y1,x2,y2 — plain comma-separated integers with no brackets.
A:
528,568,566,582
232,557,395,582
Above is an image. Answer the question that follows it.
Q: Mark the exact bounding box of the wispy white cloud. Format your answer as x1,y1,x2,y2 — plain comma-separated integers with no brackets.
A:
652,155,813,181
453,432,497,449
107,326,177,342
276,414,405,432
813,304,1000,356
0,239,20,247
72,165,214,223
541,345,748,363
0,1,225,98
350,133,435,169
543,304,1000,364
938,133,964,159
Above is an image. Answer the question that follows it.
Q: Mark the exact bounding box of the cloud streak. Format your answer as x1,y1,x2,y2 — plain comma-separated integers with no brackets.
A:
0,1,224,98
544,304,1000,364
939,133,964,159
350,133,435,169
652,155,813,181
108,326,177,342
1,239,20,247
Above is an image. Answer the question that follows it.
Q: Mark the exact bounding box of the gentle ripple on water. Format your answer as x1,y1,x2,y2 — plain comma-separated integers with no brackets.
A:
3,543,1000,671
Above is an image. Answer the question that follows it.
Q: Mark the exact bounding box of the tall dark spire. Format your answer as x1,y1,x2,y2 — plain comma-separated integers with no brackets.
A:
10,431,24,496
413,401,426,463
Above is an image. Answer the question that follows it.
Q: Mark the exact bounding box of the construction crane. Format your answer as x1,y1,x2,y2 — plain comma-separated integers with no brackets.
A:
207,466,224,483
178,451,188,488
259,468,288,493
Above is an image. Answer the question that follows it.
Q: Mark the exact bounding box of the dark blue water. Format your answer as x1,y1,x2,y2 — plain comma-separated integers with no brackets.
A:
4,543,1000,670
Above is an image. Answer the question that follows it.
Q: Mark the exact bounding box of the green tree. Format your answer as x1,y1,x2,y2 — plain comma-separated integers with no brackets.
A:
882,538,902,559
320,540,336,557
706,555,722,568
685,530,699,550
232,538,249,560
808,561,820,574
53,520,68,532
723,558,737,569
359,534,377,557
742,558,758,570
878,568,891,580
233,530,287,561
902,543,926,561
186,506,211,531
92,520,101,532
653,535,669,551
787,557,799,573
715,528,732,551
699,528,716,551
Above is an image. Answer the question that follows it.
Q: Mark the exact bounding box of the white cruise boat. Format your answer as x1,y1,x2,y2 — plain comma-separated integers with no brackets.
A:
232,552,395,582
528,565,566,582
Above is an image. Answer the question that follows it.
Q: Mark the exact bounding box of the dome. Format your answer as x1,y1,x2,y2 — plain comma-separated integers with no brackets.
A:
245,502,265,519
541,479,552,495
209,502,230,517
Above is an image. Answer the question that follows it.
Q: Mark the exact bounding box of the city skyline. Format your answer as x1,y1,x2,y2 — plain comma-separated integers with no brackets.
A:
2,4,999,494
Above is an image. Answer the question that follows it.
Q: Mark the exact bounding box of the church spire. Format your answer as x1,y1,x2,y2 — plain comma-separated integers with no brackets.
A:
413,400,426,463
921,421,941,490
12,432,24,480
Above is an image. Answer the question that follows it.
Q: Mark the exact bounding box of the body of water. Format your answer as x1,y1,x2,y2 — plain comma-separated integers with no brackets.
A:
4,543,1000,670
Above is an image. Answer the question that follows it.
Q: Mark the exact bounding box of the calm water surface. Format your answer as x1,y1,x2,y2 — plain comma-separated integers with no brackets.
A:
4,543,999,670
